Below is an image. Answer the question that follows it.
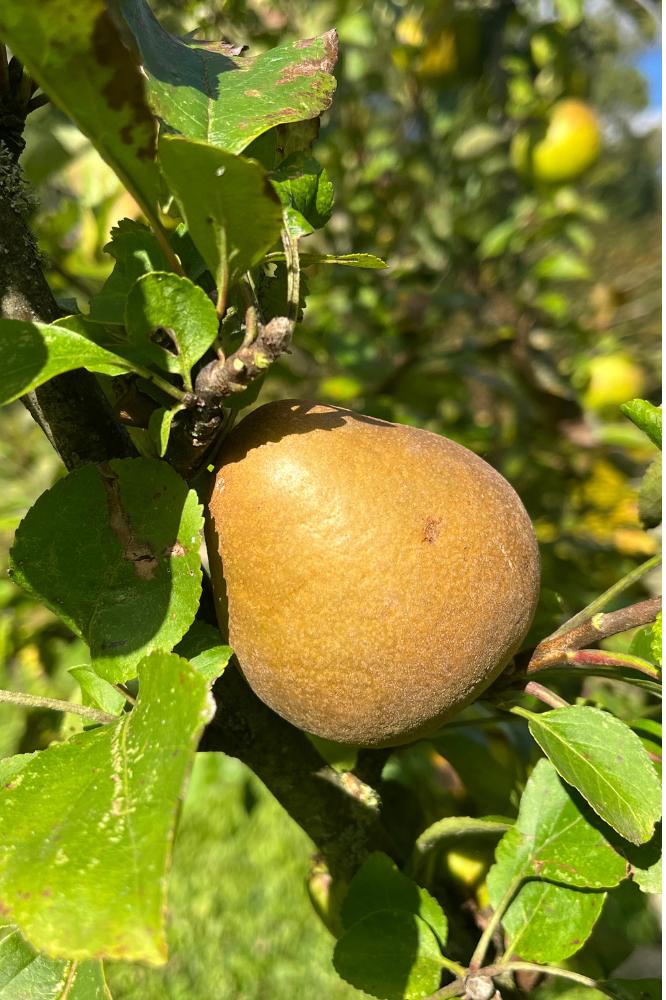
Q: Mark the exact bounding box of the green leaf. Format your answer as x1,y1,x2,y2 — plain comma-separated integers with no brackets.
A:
554,0,584,27
452,124,504,160
533,252,591,281
148,406,180,459
489,759,627,890
117,0,337,154
69,666,126,717
629,619,662,668
496,879,605,963
158,137,283,290
0,652,211,964
0,926,111,999
333,911,443,1000
522,706,662,845
174,621,233,684
272,153,334,237
0,321,133,407
433,728,525,815
639,455,662,528
478,219,517,259
89,221,172,326
125,272,219,385
269,252,388,269
413,816,512,860
9,458,202,684
0,0,158,224
341,853,447,947
620,399,662,449
306,734,358,773
651,613,662,666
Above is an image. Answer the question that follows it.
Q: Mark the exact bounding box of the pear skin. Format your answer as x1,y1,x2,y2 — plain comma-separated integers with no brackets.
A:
207,401,540,747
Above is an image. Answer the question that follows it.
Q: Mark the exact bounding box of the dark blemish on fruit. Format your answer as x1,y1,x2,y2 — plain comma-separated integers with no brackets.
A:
422,517,442,543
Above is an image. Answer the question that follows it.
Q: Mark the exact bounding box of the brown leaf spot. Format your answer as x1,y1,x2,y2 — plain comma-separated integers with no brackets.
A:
422,517,442,544
244,89,262,98
164,541,186,557
91,11,157,159
293,30,338,71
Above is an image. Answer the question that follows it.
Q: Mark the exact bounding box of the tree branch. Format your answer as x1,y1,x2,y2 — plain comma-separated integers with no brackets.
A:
527,597,661,674
200,663,396,881
0,140,135,468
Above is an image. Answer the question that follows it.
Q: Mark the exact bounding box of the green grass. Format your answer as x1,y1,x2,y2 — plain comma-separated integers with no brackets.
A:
106,753,363,1000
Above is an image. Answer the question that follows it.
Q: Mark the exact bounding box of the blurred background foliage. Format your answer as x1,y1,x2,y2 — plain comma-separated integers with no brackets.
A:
0,0,661,996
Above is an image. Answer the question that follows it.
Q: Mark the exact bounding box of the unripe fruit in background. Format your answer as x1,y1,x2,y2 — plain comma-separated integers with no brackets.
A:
583,354,647,413
206,401,540,748
512,99,601,184
444,845,491,891
392,12,481,84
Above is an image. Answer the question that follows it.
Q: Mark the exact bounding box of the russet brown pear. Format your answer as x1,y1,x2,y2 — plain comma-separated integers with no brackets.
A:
206,401,540,747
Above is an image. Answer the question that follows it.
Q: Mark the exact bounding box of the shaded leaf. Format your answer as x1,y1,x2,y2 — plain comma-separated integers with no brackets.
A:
10,458,202,684
620,399,662,449
413,816,511,860
601,981,662,1000
158,136,283,289
334,911,443,1000
0,0,158,222
523,706,661,844
0,321,133,407
69,666,126,717
341,852,447,947
117,0,337,154
0,653,211,964
148,406,181,458
272,153,334,237
0,926,111,999
125,272,219,384
88,221,171,326
174,621,233,684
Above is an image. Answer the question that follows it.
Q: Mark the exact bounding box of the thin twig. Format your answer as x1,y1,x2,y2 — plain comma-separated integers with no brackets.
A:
469,874,522,970
548,555,661,640
115,683,137,706
565,648,661,679
216,262,230,318
528,598,662,673
441,956,467,978
523,681,569,709
0,688,117,725
280,218,301,325
488,960,601,989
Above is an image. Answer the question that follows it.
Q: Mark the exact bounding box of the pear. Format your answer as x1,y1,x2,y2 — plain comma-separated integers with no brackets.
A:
206,401,540,747
512,99,601,185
